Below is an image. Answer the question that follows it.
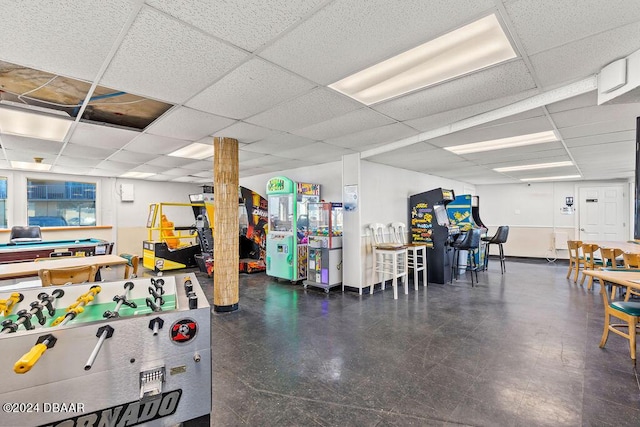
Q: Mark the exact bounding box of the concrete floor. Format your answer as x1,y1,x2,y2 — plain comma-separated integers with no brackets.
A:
193,258,640,426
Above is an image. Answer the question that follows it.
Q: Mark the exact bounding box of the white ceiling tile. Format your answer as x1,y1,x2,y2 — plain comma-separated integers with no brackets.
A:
146,107,236,140
558,118,636,140
260,0,495,84
61,143,118,159
276,142,356,162
239,150,267,162
549,103,640,129
108,150,157,164
564,130,635,148
242,133,315,154
49,165,94,175
146,0,326,52
246,88,360,132
241,154,290,168
125,134,191,155
95,160,138,172
505,0,640,55
0,0,136,80
373,61,537,121
529,21,640,89
187,58,316,119
326,123,418,149
145,155,195,168
546,91,598,113
55,156,104,168
213,122,283,144
69,122,139,149
126,164,166,174
292,108,396,141
100,7,248,103
0,134,64,153
163,167,193,177
403,90,540,132
182,160,213,171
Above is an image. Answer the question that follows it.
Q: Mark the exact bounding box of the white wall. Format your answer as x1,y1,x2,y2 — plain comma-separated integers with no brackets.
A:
476,179,632,259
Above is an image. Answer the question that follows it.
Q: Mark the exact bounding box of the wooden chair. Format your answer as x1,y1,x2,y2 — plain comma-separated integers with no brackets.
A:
580,243,602,290
599,279,640,366
38,265,98,287
566,240,583,283
599,247,624,297
623,252,640,301
119,253,140,279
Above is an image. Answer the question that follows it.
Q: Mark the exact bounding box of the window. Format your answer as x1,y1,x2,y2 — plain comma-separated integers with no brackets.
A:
0,177,7,228
27,179,96,227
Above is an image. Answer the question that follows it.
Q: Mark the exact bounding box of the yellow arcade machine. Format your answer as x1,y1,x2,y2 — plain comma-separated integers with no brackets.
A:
143,202,206,271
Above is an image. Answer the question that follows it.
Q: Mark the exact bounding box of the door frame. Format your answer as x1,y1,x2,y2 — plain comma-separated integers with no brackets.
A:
574,182,630,241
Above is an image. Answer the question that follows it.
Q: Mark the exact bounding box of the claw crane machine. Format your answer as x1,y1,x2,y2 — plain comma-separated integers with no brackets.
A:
266,177,320,282
304,202,343,293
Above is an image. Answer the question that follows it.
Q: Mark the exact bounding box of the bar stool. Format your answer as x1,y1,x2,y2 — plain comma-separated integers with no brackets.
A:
451,228,482,286
482,226,509,273
389,222,427,289
368,223,408,299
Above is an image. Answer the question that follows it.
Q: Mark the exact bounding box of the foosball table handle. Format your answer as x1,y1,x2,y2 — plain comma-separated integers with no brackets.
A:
14,334,57,374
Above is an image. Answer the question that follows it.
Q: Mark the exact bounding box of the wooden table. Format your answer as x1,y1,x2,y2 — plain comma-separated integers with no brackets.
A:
582,269,640,293
0,254,128,281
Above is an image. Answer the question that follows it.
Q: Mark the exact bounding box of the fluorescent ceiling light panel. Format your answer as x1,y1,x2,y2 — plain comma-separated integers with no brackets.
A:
168,143,213,160
10,160,52,171
0,107,72,142
444,130,557,155
493,161,573,173
329,14,517,105
120,172,155,178
520,175,581,182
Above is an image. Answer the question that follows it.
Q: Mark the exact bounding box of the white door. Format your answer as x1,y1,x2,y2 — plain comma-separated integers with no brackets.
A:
579,185,627,241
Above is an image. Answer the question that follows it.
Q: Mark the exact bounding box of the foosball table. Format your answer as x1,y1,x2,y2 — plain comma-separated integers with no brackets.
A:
0,273,211,427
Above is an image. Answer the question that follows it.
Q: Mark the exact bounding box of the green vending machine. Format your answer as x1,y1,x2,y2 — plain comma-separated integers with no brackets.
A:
266,176,320,281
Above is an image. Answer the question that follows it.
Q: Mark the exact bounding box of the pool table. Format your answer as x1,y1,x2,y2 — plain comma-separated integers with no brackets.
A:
0,238,113,264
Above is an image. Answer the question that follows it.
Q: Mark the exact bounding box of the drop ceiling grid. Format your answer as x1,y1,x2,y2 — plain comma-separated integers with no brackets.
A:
402,89,540,132
54,156,104,168
0,0,136,81
290,108,397,141
549,103,640,129
563,131,636,148
56,143,117,160
186,58,317,120
146,107,236,141
372,60,537,121
425,115,553,148
144,156,195,168
245,88,361,132
99,6,249,103
504,0,640,56
69,123,139,149
146,0,328,52
109,150,160,165
529,21,640,89
557,118,637,140
241,133,316,154
570,141,634,156
259,0,495,85
123,134,192,155
324,123,418,149
212,122,283,144
274,142,353,161
0,134,64,154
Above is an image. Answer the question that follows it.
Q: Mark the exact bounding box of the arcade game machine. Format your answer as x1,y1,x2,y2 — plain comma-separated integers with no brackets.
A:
143,202,203,272
472,195,487,230
0,273,211,427
409,188,459,284
447,194,487,271
304,202,343,293
265,177,320,282
238,186,268,274
189,191,214,275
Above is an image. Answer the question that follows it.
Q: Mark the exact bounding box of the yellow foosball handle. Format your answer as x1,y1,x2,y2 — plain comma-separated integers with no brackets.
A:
50,306,84,327
0,292,23,316
14,335,56,374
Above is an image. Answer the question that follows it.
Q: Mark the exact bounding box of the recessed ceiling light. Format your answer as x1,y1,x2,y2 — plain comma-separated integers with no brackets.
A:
0,106,72,142
10,160,52,171
329,14,517,105
120,172,155,179
444,131,557,155
168,143,213,160
520,175,581,182
494,161,574,173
